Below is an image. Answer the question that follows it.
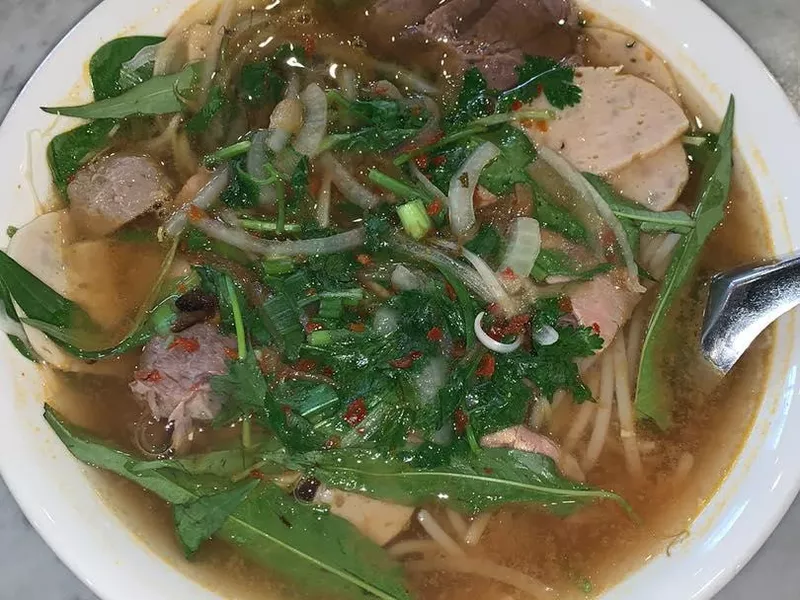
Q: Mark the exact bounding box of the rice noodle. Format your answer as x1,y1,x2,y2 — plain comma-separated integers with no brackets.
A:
563,400,596,455
293,83,328,157
143,114,182,153
464,512,492,546
558,453,586,483
163,165,230,238
625,305,646,384
648,232,681,279
582,349,615,472
198,0,235,99
417,510,465,557
672,451,695,486
319,153,381,209
405,556,553,599
316,169,333,228
446,509,469,539
537,147,644,293
612,335,643,479
154,0,219,75
172,131,199,181
387,539,444,558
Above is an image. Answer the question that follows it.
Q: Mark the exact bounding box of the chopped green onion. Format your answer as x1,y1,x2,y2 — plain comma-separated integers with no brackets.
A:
367,169,427,202
264,163,287,235
319,296,344,321
240,219,301,234
261,257,296,276
307,329,356,346
203,140,252,166
397,199,433,240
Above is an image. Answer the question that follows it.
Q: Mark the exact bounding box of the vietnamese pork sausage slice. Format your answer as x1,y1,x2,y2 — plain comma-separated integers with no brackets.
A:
68,153,173,237
525,66,689,173
316,486,414,546
609,140,689,211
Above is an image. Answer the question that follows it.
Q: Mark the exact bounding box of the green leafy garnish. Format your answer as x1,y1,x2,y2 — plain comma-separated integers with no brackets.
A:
186,84,228,133
47,120,117,198
89,35,164,100
531,249,613,282
497,56,582,111
635,97,735,428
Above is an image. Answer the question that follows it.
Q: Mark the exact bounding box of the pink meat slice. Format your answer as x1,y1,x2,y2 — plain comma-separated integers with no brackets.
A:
129,323,236,429
480,425,560,461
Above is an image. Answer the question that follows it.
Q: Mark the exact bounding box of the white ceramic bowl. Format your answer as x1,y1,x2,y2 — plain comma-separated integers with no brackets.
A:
1,1,799,598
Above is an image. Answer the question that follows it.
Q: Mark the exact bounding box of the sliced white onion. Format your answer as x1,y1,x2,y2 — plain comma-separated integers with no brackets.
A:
409,162,447,202
408,96,441,148
293,83,327,157
497,217,541,278
413,356,449,403
319,153,380,209
537,147,644,293
533,325,559,346
374,62,440,96
247,130,278,206
316,169,333,228
373,305,399,335
474,312,522,354
389,235,498,306
448,142,500,236
195,218,365,257
391,265,423,291
163,165,230,238
199,0,236,99
461,247,517,316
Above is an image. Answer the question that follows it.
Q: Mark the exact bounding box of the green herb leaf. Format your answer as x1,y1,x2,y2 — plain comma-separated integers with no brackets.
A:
212,353,268,424
477,125,537,195
463,224,503,263
445,68,495,132
531,248,613,282
531,180,589,244
186,84,228,133
497,56,582,111
47,120,117,198
45,406,412,600
239,61,286,106
42,64,197,119
174,479,259,556
283,447,630,515
89,36,164,100
635,97,735,429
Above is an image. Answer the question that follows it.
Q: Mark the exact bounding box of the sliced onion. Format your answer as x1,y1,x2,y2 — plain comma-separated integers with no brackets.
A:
408,96,441,148
474,312,522,354
194,218,365,257
316,169,333,228
448,142,500,236
461,247,517,316
374,62,440,96
391,265,423,291
319,153,380,209
533,325,559,346
497,217,541,278
163,165,230,238
389,235,498,306
293,83,327,157
247,130,277,206
537,147,644,293
373,305,399,336
409,162,447,201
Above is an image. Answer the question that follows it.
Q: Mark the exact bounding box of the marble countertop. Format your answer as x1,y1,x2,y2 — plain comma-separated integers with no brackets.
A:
0,1,799,599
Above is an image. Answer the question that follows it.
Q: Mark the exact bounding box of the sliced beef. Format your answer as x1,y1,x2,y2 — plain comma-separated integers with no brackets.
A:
481,425,560,461
524,66,689,173
420,0,576,89
371,0,444,34
315,487,414,546
129,323,236,438
68,153,173,237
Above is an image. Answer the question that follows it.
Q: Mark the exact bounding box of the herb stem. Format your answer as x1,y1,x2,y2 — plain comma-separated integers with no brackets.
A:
204,140,253,165
368,169,426,201
265,163,286,235
225,275,247,360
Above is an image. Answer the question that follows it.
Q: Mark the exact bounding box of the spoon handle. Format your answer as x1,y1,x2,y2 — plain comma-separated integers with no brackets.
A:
701,254,800,373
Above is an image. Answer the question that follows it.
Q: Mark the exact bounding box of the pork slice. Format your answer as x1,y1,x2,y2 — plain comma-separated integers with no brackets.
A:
525,66,689,173
316,487,414,546
421,0,576,89
68,153,173,237
372,0,444,33
540,229,640,347
129,323,236,425
608,140,689,211
480,425,560,461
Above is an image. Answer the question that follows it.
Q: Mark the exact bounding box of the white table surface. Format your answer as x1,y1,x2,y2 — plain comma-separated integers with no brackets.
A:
0,1,798,599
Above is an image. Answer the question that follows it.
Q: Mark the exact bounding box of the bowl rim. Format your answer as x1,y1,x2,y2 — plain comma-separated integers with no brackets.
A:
1,1,799,599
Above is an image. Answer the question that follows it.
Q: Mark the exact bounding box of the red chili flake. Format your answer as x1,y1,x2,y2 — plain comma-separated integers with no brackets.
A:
487,302,502,317
188,205,207,223
427,327,443,342
536,84,544,96
356,427,366,435
476,353,496,378
592,322,601,334
177,283,187,294
324,435,341,449
321,366,335,378
535,120,549,133
451,340,466,359
356,253,373,266
304,321,324,334
503,314,531,336
444,281,456,301
426,199,442,216
431,155,447,167
136,369,162,382
294,358,317,372
281,404,293,417
501,266,517,280
520,118,536,128
343,398,368,427
453,408,469,435
250,470,268,481
169,336,200,353
347,322,365,333
558,295,573,314
308,173,322,198
224,347,239,360
390,350,423,369
511,99,524,111
414,154,429,170
302,35,316,56
483,467,494,475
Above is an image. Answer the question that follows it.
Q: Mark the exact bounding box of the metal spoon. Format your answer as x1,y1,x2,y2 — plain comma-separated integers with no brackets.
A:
701,253,800,374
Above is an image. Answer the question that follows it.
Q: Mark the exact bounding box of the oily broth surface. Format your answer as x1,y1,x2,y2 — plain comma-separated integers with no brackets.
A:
42,1,773,598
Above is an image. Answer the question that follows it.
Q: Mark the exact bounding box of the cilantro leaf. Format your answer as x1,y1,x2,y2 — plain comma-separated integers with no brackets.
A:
444,68,496,132
212,353,268,425
477,124,537,195
497,56,582,111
